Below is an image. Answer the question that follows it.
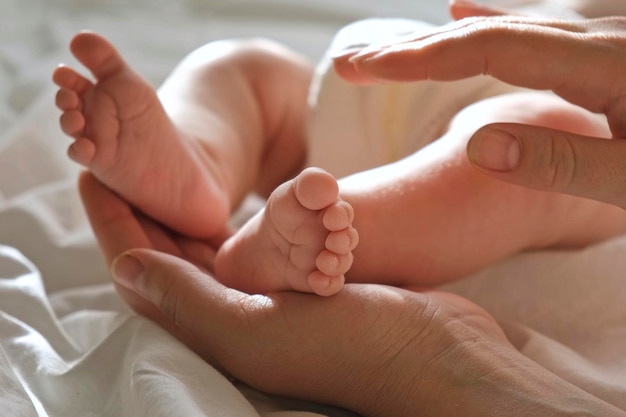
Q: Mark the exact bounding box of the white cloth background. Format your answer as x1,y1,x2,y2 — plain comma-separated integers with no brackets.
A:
1,0,624,416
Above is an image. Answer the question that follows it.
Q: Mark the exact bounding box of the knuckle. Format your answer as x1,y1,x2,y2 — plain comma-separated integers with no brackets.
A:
606,93,626,137
538,133,577,191
592,16,626,34
157,276,184,326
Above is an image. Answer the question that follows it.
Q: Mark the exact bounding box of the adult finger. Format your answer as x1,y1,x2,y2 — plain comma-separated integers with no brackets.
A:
341,17,626,137
111,249,248,337
449,0,510,20
110,248,255,376
78,171,153,265
108,248,372,405
78,171,199,262
467,123,626,208
78,171,193,339
109,248,543,417
110,246,357,361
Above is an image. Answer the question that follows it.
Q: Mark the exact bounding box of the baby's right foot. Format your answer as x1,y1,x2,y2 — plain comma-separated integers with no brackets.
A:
53,32,229,238
215,168,358,296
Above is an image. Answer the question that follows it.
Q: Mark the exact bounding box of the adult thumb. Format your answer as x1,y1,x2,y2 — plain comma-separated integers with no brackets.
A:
111,249,250,347
467,123,626,209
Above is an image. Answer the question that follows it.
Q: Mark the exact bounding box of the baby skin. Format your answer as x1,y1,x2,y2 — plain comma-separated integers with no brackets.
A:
56,32,626,297
53,32,356,296
217,167,358,296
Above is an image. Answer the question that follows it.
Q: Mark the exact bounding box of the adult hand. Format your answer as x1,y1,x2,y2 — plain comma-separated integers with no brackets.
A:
334,3,626,209
78,171,625,417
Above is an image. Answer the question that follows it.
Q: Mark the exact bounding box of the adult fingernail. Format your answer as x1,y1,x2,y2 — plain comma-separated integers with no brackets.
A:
112,253,144,289
348,47,382,63
330,46,365,59
451,0,479,7
468,129,520,171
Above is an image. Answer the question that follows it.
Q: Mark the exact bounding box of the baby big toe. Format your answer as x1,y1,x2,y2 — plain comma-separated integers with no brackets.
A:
293,167,339,211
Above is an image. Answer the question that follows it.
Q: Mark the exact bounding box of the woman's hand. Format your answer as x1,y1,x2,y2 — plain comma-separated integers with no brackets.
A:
78,171,227,353
78,171,495,414
334,4,626,208
78,171,624,416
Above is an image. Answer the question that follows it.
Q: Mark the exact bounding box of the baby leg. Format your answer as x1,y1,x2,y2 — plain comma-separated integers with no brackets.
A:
54,32,311,240
341,91,626,287
215,167,358,296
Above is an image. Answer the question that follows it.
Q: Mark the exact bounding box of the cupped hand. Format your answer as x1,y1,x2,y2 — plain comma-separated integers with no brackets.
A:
334,4,626,208
77,172,500,415
79,171,625,416
78,171,226,355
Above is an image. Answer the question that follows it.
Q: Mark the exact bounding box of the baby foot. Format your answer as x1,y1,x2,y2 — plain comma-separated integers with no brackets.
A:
53,32,229,238
215,167,358,296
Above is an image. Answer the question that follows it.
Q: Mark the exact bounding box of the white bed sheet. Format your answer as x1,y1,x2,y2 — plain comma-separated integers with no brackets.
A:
1,0,626,416
1,1,449,416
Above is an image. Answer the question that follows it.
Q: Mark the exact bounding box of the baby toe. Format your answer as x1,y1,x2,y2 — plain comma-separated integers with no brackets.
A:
326,227,359,255
307,271,345,297
55,88,80,111
323,201,354,231
52,65,92,94
68,138,96,165
60,110,85,137
316,250,353,277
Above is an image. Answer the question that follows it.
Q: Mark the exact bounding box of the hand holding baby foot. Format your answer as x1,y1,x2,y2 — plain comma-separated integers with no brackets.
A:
215,167,358,296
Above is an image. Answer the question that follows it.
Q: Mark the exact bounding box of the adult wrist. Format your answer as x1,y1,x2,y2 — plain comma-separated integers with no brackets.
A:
428,338,625,417
363,317,625,417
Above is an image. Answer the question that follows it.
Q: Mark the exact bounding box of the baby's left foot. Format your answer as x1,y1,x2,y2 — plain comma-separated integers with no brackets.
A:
215,167,358,296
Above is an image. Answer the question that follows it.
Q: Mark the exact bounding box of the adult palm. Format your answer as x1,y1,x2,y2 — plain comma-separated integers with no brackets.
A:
77,171,525,416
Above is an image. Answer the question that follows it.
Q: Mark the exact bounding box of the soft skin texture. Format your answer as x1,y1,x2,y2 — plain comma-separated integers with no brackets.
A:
55,31,626,296
54,32,313,242
79,171,626,417
54,32,359,295
334,2,626,209
216,167,358,296
338,91,626,286
62,1,626,414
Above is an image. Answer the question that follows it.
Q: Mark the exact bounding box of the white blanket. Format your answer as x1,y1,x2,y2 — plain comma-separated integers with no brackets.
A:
2,0,625,415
